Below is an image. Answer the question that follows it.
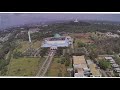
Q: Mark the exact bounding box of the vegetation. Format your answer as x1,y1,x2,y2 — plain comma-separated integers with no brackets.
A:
77,42,86,47
99,59,111,70
113,55,120,65
40,48,49,57
13,50,23,59
6,57,42,76
1,20,120,76
46,58,69,77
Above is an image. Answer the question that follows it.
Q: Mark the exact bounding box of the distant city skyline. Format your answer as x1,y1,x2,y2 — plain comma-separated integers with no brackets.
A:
0,13,120,29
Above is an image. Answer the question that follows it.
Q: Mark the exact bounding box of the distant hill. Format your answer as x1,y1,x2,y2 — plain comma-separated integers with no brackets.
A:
53,21,91,26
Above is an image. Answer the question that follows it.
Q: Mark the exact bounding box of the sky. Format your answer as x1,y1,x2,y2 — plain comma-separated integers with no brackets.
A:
0,13,120,29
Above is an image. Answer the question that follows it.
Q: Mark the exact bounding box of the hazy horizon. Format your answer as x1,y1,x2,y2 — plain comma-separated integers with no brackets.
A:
0,13,120,29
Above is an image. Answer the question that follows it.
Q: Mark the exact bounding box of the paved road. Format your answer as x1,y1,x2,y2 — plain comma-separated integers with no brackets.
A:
100,69,108,77
71,38,74,53
34,48,41,57
36,50,56,76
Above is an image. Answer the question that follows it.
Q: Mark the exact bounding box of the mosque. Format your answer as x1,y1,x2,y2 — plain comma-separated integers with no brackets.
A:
41,34,73,49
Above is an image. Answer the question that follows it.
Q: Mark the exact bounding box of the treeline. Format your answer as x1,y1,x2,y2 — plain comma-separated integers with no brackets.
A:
87,37,120,55
41,21,120,34
0,31,18,71
16,32,54,41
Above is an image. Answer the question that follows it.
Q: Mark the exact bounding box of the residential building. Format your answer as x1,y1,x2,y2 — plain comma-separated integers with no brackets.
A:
73,55,90,77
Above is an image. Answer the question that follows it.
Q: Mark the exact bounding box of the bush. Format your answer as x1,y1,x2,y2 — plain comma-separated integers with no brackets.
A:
99,59,111,70
13,50,23,59
60,60,64,64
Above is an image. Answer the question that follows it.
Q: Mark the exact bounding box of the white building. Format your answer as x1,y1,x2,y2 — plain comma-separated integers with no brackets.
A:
41,34,73,49
106,32,119,38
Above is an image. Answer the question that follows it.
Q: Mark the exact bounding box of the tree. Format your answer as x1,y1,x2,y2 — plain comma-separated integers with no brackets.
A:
113,55,120,65
77,42,86,47
65,59,70,66
13,50,23,59
60,57,66,64
89,50,98,61
99,59,111,70
40,48,48,57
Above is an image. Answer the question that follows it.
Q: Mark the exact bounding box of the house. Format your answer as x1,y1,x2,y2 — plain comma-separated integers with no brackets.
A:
114,68,120,73
73,55,90,77
112,64,119,68
105,32,119,38
86,60,101,77
105,57,113,60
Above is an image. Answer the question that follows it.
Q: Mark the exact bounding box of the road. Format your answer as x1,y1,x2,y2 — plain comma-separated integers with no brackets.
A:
71,38,74,53
36,50,56,77
34,47,41,57
100,69,108,77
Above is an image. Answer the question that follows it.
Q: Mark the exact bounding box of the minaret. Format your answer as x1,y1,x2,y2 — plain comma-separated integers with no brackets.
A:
28,31,31,43
28,31,32,56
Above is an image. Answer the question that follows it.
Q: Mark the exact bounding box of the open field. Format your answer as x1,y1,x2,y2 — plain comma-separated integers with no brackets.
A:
16,40,41,52
73,33,94,47
17,41,29,52
74,38,93,48
32,40,41,49
6,57,44,76
46,58,68,77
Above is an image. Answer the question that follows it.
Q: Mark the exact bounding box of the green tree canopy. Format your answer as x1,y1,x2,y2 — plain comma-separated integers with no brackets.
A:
99,59,111,70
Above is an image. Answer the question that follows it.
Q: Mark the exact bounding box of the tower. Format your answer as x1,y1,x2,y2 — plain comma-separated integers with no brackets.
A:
28,31,33,56
28,31,32,43
74,19,78,23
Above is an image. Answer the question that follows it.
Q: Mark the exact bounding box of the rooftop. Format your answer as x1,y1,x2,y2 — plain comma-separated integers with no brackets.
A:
41,35,72,48
49,37,66,41
105,57,113,60
86,60,93,65
73,56,86,65
54,34,61,38
112,64,119,68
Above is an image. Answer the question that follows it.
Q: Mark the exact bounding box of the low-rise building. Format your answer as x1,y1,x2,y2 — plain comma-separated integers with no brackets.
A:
112,64,119,68
86,60,101,77
105,32,119,38
73,55,90,77
105,57,113,60
114,68,120,73
41,34,73,49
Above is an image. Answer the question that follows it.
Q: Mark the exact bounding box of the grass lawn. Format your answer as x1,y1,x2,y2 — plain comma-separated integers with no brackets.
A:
32,40,41,49
46,58,68,77
17,41,29,52
16,40,41,52
6,57,44,76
